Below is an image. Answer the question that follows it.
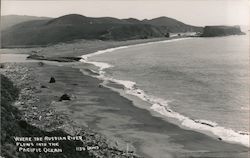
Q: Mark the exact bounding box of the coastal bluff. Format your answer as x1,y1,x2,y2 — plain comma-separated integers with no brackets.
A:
201,26,245,37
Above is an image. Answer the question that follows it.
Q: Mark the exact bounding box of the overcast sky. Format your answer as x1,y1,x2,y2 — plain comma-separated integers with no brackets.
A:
1,0,249,26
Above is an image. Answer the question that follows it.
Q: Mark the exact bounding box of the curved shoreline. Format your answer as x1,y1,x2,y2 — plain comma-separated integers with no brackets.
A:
1,37,249,157
80,38,249,148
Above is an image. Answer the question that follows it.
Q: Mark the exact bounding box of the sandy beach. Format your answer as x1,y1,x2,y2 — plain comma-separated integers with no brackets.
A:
1,62,248,158
1,38,249,158
40,63,249,158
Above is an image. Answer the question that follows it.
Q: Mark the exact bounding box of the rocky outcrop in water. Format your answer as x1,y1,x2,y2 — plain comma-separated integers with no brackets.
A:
201,26,245,37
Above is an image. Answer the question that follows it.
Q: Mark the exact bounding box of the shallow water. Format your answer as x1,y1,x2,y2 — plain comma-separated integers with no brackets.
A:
86,35,249,146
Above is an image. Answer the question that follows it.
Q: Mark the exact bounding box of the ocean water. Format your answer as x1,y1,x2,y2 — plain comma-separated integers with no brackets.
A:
81,35,249,147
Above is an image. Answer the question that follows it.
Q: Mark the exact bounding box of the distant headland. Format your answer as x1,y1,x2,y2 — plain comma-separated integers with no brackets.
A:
0,14,246,47
201,25,245,37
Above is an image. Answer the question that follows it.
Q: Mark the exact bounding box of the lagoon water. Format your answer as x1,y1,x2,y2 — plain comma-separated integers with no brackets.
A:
87,35,249,145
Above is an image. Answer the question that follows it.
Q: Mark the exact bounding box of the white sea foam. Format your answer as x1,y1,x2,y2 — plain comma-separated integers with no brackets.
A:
80,38,250,148
151,104,249,147
81,46,129,60
81,38,190,60
106,76,250,147
110,79,136,90
84,61,113,70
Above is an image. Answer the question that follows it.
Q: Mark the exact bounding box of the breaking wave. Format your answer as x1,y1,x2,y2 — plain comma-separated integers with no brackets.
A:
80,38,249,148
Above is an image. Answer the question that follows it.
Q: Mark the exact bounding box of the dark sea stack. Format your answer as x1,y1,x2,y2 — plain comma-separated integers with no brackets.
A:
201,25,245,37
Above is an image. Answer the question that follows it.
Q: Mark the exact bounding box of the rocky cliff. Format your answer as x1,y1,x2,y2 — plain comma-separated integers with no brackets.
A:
201,26,245,37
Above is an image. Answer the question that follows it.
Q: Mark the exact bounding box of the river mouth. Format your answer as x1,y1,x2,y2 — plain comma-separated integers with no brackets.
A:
80,36,250,148
1,40,249,158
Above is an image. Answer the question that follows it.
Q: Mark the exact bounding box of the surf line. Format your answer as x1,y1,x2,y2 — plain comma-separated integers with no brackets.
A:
80,37,191,61
79,38,249,148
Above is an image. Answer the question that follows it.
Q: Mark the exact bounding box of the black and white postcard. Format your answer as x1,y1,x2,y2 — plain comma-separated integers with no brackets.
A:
0,0,249,157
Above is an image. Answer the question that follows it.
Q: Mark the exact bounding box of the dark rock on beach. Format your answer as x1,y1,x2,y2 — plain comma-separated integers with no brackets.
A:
40,85,47,88
49,77,56,83
0,63,142,158
59,94,71,101
0,74,91,158
38,62,44,66
0,64,4,68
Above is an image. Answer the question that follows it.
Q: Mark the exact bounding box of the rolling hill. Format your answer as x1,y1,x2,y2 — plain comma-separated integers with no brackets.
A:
1,14,203,47
143,16,203,33
1,15,51,31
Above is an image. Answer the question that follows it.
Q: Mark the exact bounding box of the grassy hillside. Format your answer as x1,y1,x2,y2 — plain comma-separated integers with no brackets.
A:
143,16,203,33
1,15,51,31
1,14,202,47
0,74,91,158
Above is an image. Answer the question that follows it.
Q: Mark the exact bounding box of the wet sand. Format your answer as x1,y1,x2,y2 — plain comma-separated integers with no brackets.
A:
26,62,249,158
1,37,249,157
